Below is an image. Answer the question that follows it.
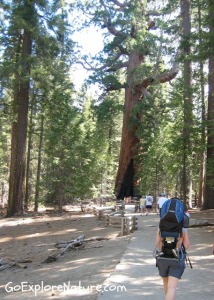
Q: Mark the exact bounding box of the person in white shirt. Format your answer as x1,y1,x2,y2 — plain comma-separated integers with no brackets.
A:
157,193,168,215
145,194,153,215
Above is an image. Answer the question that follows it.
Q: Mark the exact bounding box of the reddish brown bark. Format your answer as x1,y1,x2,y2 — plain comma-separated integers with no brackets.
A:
204,0,214,209
7,29,32,216
115,52,179,199
115,52,144,198
204,54,214,208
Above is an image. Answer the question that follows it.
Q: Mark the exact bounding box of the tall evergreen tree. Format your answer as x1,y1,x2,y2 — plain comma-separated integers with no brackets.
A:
75,0,180,199
1,0,76,214
7,0,34,216
180,0,193,205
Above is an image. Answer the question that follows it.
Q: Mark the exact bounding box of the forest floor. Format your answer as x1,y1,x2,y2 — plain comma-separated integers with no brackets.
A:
0,205,131,300
0,205,213,300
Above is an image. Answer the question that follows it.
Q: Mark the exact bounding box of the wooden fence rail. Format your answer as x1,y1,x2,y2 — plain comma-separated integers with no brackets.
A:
93,206,115,219
106,215,138,236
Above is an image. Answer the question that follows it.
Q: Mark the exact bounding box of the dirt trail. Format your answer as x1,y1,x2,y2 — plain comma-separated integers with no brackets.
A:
0,206,130,299
0,207,213,299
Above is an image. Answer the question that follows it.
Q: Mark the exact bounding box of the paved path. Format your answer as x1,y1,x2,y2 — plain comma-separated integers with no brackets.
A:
97,214,214,300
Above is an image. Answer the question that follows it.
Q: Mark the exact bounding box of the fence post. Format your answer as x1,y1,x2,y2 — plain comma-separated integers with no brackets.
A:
126,218,130,235
121,217,125,236
106,215,109,226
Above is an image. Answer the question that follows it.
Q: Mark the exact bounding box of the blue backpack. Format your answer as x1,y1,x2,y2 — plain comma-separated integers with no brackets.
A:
159,198,186,258
159,198,184,235
155,197,191,261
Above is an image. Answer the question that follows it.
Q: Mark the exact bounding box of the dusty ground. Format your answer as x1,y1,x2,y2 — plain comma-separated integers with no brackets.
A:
0,206,213,300
188,208,214,224
0,205,131,300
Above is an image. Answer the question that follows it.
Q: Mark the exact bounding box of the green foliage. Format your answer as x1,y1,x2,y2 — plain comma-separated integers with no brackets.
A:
0,0,213,210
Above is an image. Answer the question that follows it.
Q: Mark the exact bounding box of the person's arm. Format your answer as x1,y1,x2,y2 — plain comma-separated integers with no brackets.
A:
156,229,162,250
182,228,190,250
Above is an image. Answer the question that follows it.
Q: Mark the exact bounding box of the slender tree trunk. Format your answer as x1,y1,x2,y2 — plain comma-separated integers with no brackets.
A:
0,122,10,208
197,1,206,208
180,0,192,205
203,0,214,209
34,113,44,212
189,171,193,208
25,93,35,209
55,180,64,213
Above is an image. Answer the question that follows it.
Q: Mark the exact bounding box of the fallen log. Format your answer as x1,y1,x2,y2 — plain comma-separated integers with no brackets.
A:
43,235,85,263
55,237,109,249
0,258,29,271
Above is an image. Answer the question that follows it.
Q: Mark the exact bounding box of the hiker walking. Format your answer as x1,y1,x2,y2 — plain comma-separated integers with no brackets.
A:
145,193,153,215
154,197,191,300
157,192,168,215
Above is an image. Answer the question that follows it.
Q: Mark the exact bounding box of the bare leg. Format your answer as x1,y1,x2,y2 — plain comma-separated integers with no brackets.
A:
165,276,179,300
162,277,168,295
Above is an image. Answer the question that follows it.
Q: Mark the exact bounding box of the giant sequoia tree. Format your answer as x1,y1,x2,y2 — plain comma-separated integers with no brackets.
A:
76,0,179,198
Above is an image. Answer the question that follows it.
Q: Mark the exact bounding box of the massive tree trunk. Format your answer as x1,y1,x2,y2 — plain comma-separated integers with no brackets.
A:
203,0,214,209
7,29,32,216
115,47,179,199
115,52,144,199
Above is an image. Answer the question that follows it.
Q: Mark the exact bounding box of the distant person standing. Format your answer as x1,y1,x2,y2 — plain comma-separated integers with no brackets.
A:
145,194,153,215
140,196,146,215
157,193,168,215
125,196,131,204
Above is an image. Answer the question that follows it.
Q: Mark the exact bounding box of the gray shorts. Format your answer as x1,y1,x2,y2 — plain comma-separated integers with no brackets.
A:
156,257,186,279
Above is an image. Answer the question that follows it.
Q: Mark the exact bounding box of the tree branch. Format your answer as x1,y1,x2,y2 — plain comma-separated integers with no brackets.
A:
106,22,128,38
77,51,126,72
145,10,163,17
108,0,131,10
147,20,156,30
100,0,128,38
105,83,126,91
142,62,179,88
106,61,129,72
118,45,129,55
